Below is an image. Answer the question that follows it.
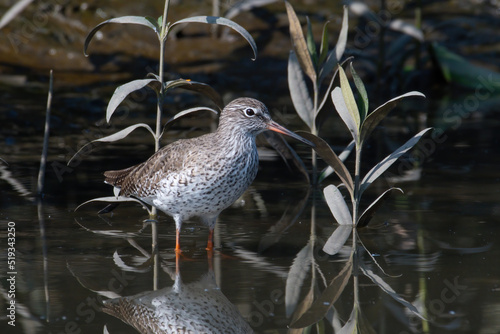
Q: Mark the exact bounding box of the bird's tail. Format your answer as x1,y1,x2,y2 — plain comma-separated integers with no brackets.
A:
103,165,136,188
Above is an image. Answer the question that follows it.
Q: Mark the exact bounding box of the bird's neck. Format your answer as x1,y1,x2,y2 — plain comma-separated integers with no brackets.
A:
215,125,257,157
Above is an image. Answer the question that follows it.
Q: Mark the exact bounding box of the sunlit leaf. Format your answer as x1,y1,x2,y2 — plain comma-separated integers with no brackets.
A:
107,79,158,123
323,225,352,255
171,16,257,60
339,66,360,132
286,240,313,317
324,185,352,225
288,51,314,129
0,0,33,29
318,21,330,66
350,63,368,123
317,56,353,116
359,128,432,197
306,17,318,68
360,91,425,143
75,196,149,213
388,19,424,42
67,124,155,166
297,132,354,195
357,188,403,228
225,0,279,19
84,16,160,56
332,87,358,142
285,1,317,83
290,255,353,328
348,1,379,22
318,6,348,84
318,140,355,183
360,263,426,320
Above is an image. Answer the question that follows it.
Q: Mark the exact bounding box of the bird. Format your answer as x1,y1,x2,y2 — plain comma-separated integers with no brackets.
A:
102,271,254,334
102,97,313,253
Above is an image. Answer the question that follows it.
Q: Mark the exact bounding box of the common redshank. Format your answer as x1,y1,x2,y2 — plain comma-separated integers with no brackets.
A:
103,97,312,252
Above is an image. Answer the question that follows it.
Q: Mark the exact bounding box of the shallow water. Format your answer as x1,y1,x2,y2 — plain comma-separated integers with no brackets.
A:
2,0,500,333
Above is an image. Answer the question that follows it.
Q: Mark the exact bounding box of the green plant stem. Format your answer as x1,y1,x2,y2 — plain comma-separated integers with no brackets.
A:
311,81,319,185
352,144,362,225
151,0,170,219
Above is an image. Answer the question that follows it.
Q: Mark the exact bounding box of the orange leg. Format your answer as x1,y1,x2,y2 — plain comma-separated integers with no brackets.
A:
175,228,182,253
206,229,214,251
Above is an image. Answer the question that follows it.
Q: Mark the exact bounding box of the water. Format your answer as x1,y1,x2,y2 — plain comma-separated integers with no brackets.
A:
2,0,500,333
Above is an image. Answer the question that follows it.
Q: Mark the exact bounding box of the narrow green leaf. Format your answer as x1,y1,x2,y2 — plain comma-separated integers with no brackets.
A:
357,188,403,228
107,79,158,123
317,56,353,115
324,185,352,226
67,124,155,166
84,16,160,56
350,63,368,123
338,66,360,132
431,43,500,91
285,1,317,83
331,87,358,142
360,91,426,143
306,17,318,69
286,240,313,317
359,128,433,196
290,256,353,328
171,16,257,60
318,6,348,84
297,132,354,196
322,225,352,255
318,21,330,66
360,264,426,320
288,51,314,129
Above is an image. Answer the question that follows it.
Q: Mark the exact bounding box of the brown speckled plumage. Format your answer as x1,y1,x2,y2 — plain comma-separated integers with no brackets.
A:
103,98,312,251
102,272,253,334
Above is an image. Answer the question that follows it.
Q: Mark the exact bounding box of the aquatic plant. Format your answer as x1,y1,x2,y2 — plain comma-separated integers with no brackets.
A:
302,63,430,248
69,0,257,218
284,1,351,184
287,63,431,331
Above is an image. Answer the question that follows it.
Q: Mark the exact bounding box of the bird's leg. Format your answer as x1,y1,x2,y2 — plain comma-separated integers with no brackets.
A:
206,229,214,252
175,228,182,253
174,215,182,253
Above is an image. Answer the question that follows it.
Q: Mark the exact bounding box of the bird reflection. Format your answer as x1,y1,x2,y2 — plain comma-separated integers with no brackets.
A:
102,269,253,334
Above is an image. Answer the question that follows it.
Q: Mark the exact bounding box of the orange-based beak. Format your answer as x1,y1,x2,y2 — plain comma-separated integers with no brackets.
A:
267,121,315,147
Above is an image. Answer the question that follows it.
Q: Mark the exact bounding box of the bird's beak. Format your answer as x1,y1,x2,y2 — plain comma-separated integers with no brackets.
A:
267,121,315,147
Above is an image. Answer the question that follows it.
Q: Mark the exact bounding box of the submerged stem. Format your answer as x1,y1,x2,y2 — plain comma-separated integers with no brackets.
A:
352,143,362,225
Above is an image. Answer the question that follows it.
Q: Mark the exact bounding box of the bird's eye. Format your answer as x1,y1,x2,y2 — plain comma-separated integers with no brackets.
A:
244,108,256,117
